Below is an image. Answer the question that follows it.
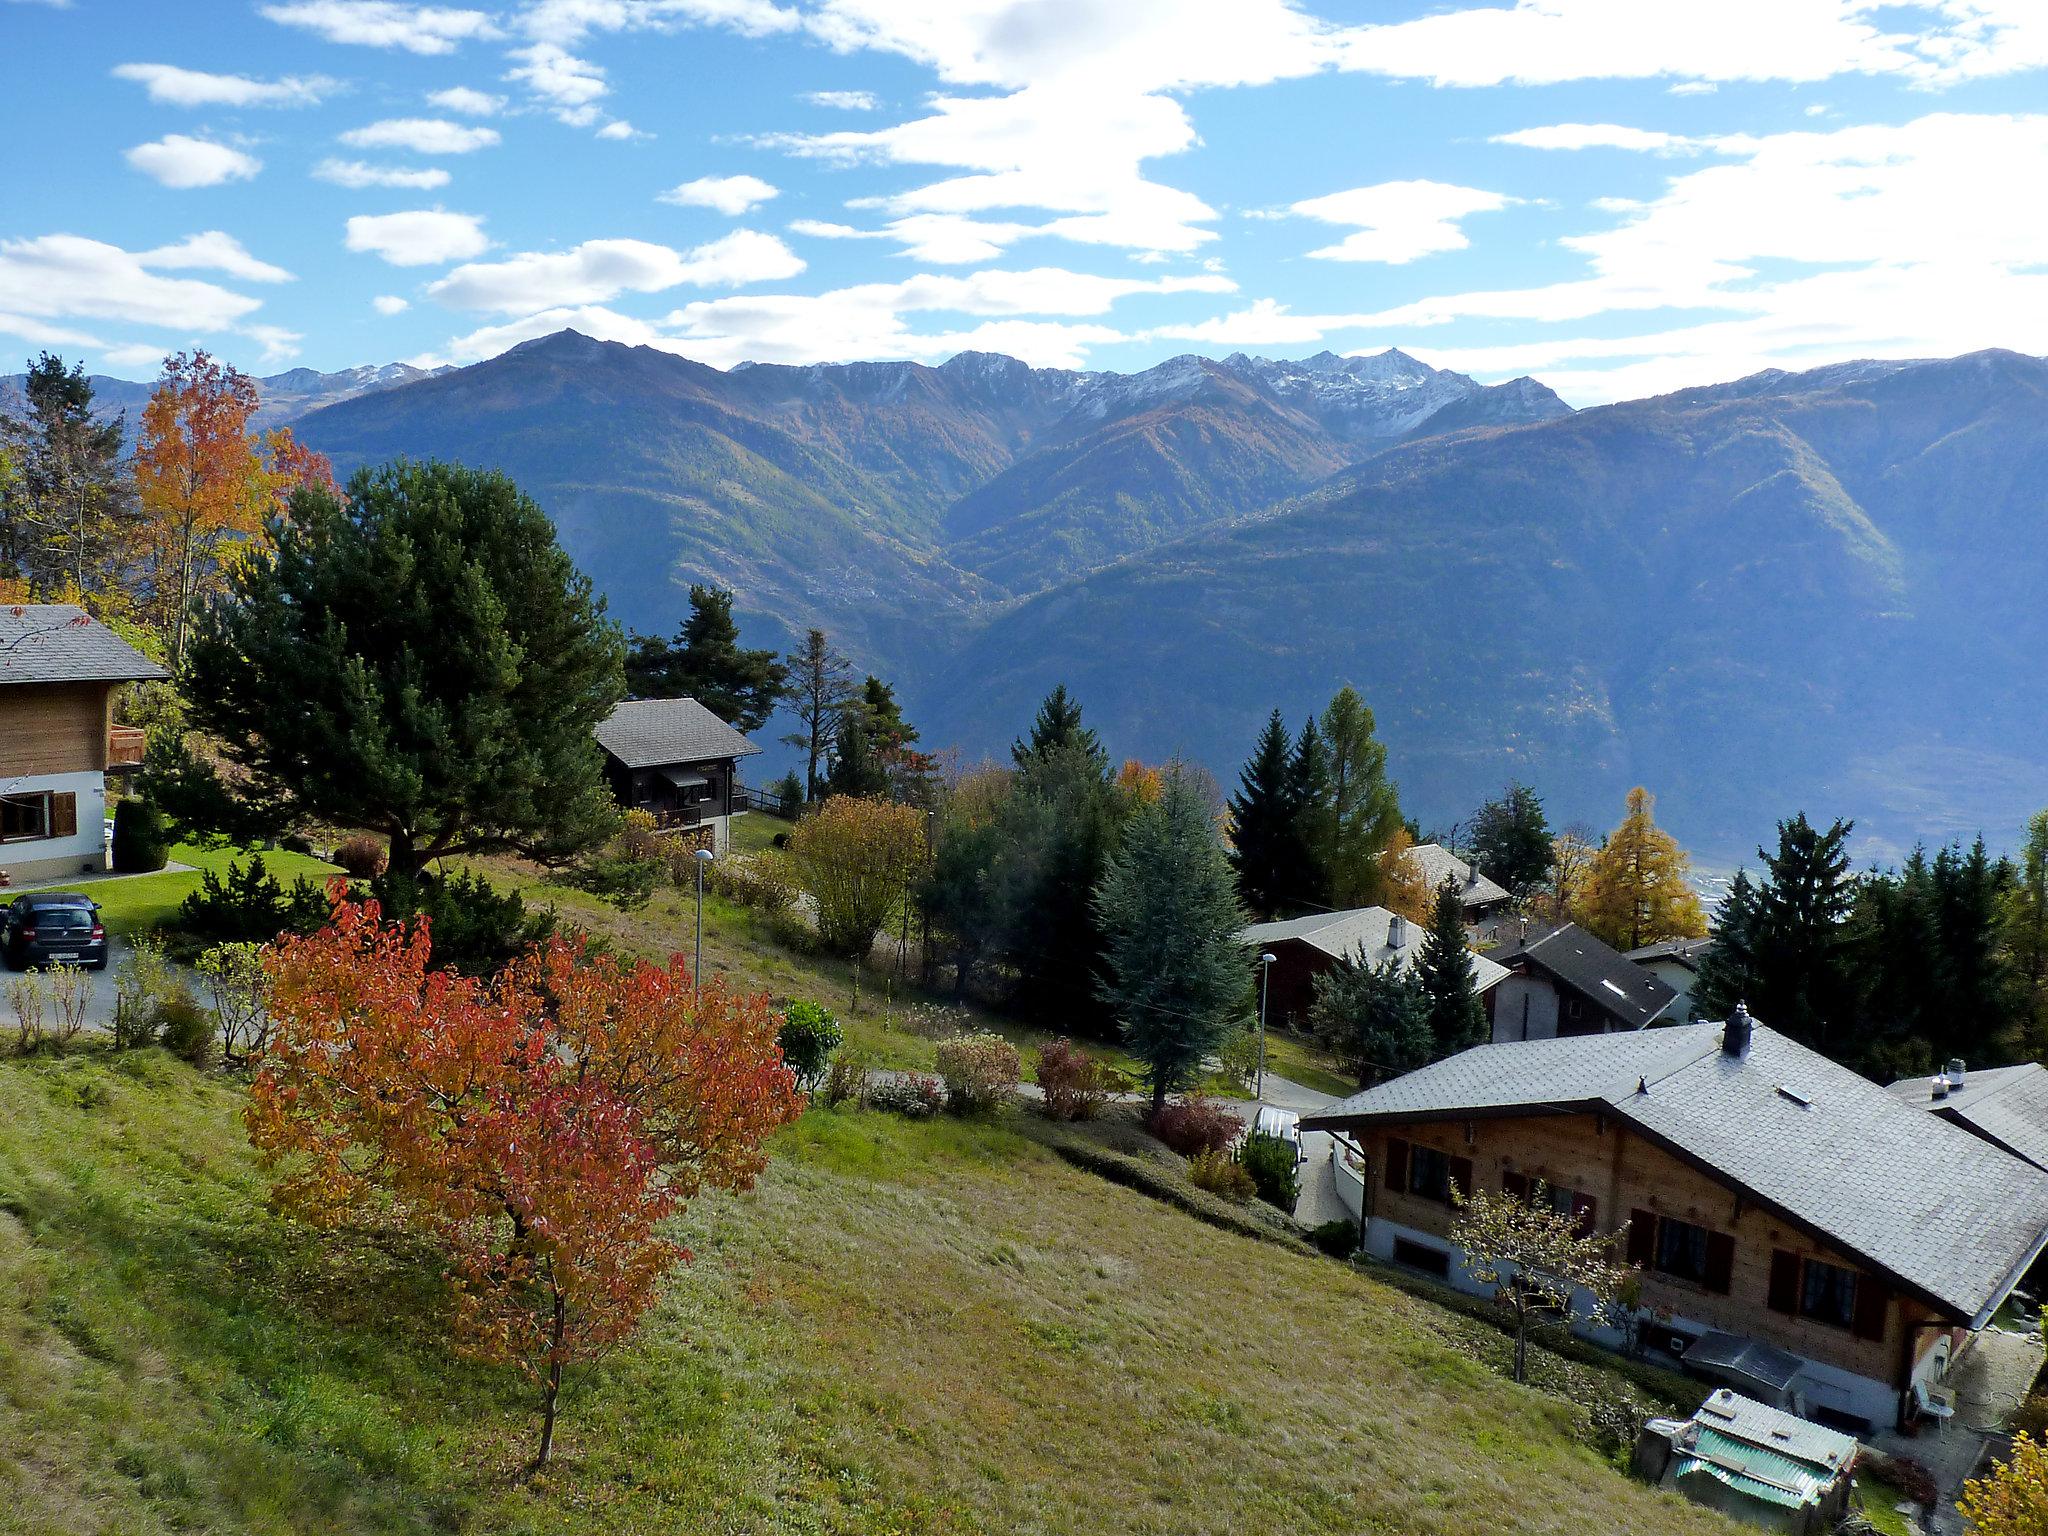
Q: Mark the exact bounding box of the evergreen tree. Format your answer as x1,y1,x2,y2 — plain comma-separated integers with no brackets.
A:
1008,736,1123,1028
780,627,855,801
2004,810,2048,1055
1309,957,1432,1089
1575,787,1707,950
1749,814,1857,1051
856,674,918,750
1227,710,1297,917
1320,686,1403,907
174,460,624,878
823,709,889,799
1286,715,1335,912
1468,781,1554,899
623,585,786,730
1095,770,1250,1111
1418,879,1486,1054
1692,869,1761,1020
1012,683,1102,768
0,352,131,599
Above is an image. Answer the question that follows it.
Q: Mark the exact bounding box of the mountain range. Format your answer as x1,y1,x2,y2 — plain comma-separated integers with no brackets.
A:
36,333,2048,861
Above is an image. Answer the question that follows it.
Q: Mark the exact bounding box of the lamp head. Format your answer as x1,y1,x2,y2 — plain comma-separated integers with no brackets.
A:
1259,951,1276,967
693,847,716,865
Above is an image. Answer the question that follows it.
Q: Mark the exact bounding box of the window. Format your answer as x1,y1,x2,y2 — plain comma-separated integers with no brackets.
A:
1383,1137,1471,1207
1801,1259,1858,1330
1392,1238,1451,1278
1629,1209,1734,1293
0,792,74,844
1502,1172,1597,1237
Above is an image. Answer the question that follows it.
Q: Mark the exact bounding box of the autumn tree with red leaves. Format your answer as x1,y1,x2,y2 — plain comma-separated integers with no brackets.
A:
248,896,804,1468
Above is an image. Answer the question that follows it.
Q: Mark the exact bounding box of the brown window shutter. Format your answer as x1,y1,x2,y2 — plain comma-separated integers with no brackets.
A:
1448,1156,1474,1203
1704,1231,1736,1294
1384,1137,1409,1194
1502,1171,1531,1203
1626,1210,1657,1268
1570,1193,1598,1239
1767,1250,1801,1314
1851,1276,1888,1341
49,793,77,839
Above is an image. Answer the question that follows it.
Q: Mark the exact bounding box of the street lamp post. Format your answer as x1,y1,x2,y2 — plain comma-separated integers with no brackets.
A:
693,846,716,1000
1255,951,1276,1103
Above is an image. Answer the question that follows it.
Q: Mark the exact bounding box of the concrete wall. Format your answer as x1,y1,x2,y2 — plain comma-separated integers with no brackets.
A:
0,769,108,883
1639,960,1698,1023
1490,973,1561,1041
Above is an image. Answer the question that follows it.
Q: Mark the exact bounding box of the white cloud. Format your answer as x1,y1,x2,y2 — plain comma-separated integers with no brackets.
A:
260,1,501,54
1493,123,1700,153
1148,297,1346,347
506,43,607,110
426,85,506,114
345,208,491,265
595,120,643,139
516,0,798,47
427,229,805,311
0,234,267,329
373,294,411,314
111,62,337,108
244,323,304,362
658,174,779,215
411,303,670,366
101,342,171,370
1292,180,1513,264
138,231,294,283
314,158,454,189
803,89,877,110
793,212,1040,264
125,135,263,189
340,117,501,154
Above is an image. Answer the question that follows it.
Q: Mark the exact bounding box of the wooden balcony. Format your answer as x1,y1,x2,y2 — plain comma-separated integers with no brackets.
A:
107,726,147,770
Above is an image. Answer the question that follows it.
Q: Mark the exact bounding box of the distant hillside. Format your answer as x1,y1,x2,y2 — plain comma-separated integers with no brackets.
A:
2,360,438,441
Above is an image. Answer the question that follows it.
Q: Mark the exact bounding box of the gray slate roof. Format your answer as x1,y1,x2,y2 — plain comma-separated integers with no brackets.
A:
1888,1062,2048,1173
1626,935,1715,970
594,697,760,769
0,605,167,687
1239,906,1510,992
1302,1019,2048,1323
1410,842,1511,908
1496,920,1677,1025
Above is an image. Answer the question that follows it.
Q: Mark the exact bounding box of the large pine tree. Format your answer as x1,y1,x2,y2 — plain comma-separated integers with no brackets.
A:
1320,686,1403,908
1469,781,1554,899
780,627,855,801
1013,683,1101,767
1286,715,1335,912
624,585,786,730
1228,710,1297,918
1095,770,1250,1110
1418,879,1487,1055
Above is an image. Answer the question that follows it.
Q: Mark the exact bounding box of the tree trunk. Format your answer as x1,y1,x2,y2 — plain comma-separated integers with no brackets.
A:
1512,1304,1528,1383
532,1293,567,1471
386,830,423,880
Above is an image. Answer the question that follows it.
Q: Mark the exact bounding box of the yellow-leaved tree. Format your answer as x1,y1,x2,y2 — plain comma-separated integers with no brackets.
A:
1574,787,1707,951
1377,825,1434,924
1959,1433,2048,1535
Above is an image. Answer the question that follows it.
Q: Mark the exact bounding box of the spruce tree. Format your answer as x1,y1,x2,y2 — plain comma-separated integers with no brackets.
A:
1013,683,1101,767
1009,734,1123,1028
1469,781,1554,899
857,674,918,750
623,585,786,730
1309,957,1431,1089
2005,810,2048,1056
1228,710,1297,917
1693,869,1761,1020
1320,686,1403,908
1095,770,1250,1110
1418,879,1487,1054
1750,814,1856,1050
1286,715,1335,912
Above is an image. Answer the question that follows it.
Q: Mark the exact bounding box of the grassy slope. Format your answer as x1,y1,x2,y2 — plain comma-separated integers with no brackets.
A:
0,1050,1740,1536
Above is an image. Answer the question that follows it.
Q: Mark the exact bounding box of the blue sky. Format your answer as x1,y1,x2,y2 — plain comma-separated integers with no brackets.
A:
4,0,2046,403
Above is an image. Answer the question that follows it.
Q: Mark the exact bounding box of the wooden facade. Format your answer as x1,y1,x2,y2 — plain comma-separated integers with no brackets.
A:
0,682,114,778
1355,1111,1952,1421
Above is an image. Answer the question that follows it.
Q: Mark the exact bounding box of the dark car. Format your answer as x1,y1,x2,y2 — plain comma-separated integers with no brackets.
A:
2,892,108,971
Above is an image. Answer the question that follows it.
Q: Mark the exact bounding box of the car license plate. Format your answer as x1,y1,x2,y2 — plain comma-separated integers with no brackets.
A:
50,953,80,963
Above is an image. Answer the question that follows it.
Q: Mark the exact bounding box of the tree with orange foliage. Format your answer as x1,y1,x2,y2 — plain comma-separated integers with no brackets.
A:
133,351,275,666
248,895,803,1469
1116,758,1164,807
262,425,339,502
1378,825,1434,924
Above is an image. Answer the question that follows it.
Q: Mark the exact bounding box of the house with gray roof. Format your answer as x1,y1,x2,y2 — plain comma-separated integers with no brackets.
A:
1302,1008,2048,1433
1626,935,1714,1024
1237,906,1510,1031
593,697,761,854
1,605,166,884
1409,842,1512,924
1488,920,1679,1041
1888,1059,2048,1173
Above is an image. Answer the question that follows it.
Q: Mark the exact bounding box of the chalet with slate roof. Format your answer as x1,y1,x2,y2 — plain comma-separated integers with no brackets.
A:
0,605,166,885
1409,842,1512,928
594,697,761,855
1626,936,1714,1024
1888,1059,2048,1173
1302,1008,2048,1432
1237,906,1510,1031
1488,920,1678,1041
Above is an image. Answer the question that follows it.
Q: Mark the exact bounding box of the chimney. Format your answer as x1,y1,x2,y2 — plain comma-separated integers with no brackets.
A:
1389,914,1409,949
1517,916,1529,942
1931,1074,1950,1101
1467,861,1481,890
1946,1058,1967,1088
1723,1002,1754,1058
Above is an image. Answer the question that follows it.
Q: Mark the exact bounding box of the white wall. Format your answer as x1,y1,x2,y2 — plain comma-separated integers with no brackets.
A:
1641,960,1697,1023
0,770,107,884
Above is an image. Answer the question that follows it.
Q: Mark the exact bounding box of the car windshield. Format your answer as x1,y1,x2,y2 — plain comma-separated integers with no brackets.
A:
33,909,93,932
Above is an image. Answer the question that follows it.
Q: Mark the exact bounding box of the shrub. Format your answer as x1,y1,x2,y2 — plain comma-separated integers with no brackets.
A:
331,834,387,880
157,990,213,1066
198,942,270,1065
708,853,798,916
370,869,552,977
901,1001,974,1040
1309,1218,1359,1258
823,1049,871,1109
6,974,45,1054
936,1031,1021,1114
43,963,90,1047
1036,1037,1118,1121
1188,1148,1256,1201
778,999,842,1090
1863,1451,1938,1508
110,797,170,874
1215,1027,1261,1092
569,811,668,910
177,855,332,948
113,934,180,1050
280,833,314,856
2014,1392,2048,1444
869,1072,946,1118
1583,1392,1645,1462
1148,1096,1241,1158
1238,1131,1300,1211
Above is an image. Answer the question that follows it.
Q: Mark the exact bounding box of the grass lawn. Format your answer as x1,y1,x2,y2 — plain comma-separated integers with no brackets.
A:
13,844,344,939
0,1047,1745,1536
1257,1030,1357,1099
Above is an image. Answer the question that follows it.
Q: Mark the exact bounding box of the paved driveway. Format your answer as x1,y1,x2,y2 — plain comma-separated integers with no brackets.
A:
4,936,139,1034
1219,1072,1346,1227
